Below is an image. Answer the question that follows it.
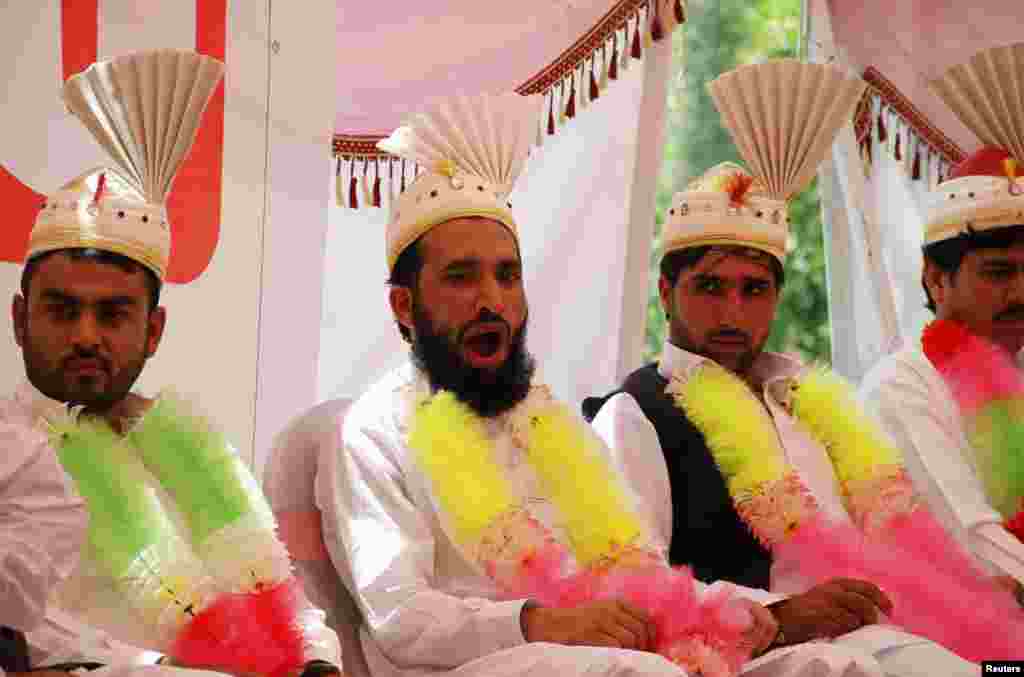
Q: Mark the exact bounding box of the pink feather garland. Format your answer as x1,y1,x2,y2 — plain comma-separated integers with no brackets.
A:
496,542,753,677
776,513,1024,662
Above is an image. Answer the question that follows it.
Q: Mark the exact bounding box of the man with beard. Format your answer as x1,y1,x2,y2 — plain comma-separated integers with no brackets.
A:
315,92,929,677
860,147,1024,596
2,50,341,677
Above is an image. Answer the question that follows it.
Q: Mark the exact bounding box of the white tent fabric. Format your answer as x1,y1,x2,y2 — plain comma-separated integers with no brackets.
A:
810,0,931,381
317,56,661,407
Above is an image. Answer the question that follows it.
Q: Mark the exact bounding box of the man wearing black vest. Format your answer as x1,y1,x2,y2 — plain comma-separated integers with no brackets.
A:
584,161,977,675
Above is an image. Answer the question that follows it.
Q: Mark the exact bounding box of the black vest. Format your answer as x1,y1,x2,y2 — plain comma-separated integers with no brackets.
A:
583,363,772,589
0,626,30,673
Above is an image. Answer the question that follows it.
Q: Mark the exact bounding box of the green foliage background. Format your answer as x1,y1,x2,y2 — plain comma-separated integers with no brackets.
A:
644,0,830,364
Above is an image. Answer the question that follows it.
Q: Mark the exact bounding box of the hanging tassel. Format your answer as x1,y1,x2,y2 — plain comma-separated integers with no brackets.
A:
651,2,665,42
334,157,344,207
361,161,372,208
912,148,922,180
547,91,556,135
609,35,620,80
565,74,577,119
372,160,382,208
589,60,600,102
631,14,643,58
348,159,358,209
400,159,407,193
388,159,396,208
599,45,610,91
876,108,887,144
674,0,686,23
558,82,568,124
894,132,902,161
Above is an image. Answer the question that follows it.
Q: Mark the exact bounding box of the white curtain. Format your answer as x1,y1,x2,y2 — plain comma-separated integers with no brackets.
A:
317,60,654,409
822,128,933,381
811,0,934,382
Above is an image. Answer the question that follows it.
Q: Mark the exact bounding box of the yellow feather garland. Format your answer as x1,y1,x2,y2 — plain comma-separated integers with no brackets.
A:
524,403,646,566
672,364,786,495
408,392,516,543
790,367,903,486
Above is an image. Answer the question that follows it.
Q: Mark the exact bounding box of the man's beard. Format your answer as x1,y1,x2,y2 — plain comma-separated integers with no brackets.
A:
410,305,536,418
21,329,147,413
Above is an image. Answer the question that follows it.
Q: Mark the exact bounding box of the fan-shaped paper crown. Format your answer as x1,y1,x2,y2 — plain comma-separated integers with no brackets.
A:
708,59,866,200
378,92,543,194
930,42,1024,164
377,92,543,270
62,48,225,204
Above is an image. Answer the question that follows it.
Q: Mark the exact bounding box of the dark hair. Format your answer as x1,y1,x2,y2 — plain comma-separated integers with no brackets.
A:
921,224,1024,312
387,240,426,341
21,248,162,311
660,245,785,288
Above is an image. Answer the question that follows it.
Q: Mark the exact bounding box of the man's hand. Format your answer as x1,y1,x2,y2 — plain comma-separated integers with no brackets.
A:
741,600,779,657
522,600,656,651
768,578,892,645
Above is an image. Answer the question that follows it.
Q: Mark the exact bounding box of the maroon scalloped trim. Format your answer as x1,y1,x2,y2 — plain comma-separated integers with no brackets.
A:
332,0,674,158
859,66,965,165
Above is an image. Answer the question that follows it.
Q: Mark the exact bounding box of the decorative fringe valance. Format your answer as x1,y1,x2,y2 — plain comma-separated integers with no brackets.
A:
332,0,685,209
853,66,965,189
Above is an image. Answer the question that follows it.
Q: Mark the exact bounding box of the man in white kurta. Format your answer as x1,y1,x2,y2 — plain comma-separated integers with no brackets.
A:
0,417,86,634
3,49,342,677
860,147,1024,590
316,92,920,677
0,408,87,676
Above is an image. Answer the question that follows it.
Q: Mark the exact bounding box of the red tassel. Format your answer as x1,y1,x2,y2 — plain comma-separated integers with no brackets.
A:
589,67,600,102
631,18,643,58
877,110,887,143
651,6,665,42
372,176,381,207
565,76,576,119
349,176,358,209
609,39,620,80
92,171,107,206
894,133,902,161
912,150,922,180
547,95,556,135
674,0,686,23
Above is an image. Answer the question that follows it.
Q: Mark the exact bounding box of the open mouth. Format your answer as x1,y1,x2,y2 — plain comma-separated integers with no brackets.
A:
461,324,509,364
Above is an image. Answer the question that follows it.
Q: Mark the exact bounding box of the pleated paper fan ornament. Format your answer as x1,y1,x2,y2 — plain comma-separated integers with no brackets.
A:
29,49,225,280
661,59,865,261
924,43,1024,245
709,59,866,201
378,92,544,271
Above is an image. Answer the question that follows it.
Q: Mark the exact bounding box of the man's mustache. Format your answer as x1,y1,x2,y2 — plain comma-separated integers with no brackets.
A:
457,308,511,343
995,306,1024,322
62,348,110,370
